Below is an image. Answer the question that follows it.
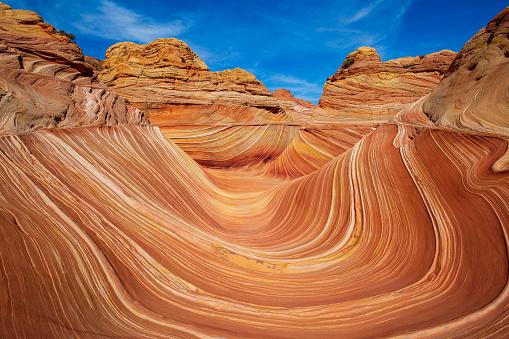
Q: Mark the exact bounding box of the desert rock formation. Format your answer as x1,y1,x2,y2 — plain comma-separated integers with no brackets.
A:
0,3,147,134
318,46,456,120
423,7,509,136
273,88,314,109
84,55,103,73
99,38,287,125
1,2,509,338
272,88,315,123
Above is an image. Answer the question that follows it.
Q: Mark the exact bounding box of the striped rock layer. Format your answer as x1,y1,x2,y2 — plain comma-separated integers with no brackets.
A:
0,3,147,135
2,123,509,338
317,46,456,120
1,2,509,338
272,88,315,123
99,39,287,125
423,7,509,136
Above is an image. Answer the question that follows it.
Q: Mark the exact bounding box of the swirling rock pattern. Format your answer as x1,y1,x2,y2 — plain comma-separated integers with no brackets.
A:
272,89,315,109
159,123,376,176
1,124,509,338
1,2,509,338
272,89,315,123
318,46,456,120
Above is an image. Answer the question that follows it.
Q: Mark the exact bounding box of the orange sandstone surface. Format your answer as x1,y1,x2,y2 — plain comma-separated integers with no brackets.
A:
423,7,509,136
0,3,147,134
1,2,509,338
99,38,288,125
317,46,456,121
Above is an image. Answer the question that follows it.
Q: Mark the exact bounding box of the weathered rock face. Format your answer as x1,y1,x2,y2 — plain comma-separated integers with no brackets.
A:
318,46,456,118
84,55,103,73
99,38,286,124
273,89,314,109
423,7,509,136
0,3,147,135
272,88,315,122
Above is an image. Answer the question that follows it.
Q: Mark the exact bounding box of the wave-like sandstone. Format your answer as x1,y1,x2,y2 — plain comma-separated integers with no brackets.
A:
1,2,509,338
317,46,456,120
272,89,315,123
2,124,509,338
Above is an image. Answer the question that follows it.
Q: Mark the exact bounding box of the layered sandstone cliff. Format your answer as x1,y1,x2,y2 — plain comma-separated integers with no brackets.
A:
0,3,147,135
84,55,103,73
272,88,314,122
423,7,509,136
273,88,314,109
318,46,456,118
99,38,286,124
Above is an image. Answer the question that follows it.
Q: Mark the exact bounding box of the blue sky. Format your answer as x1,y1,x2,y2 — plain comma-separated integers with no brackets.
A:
5,0,506,102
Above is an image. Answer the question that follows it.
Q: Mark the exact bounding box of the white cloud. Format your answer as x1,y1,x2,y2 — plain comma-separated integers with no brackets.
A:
319,0,414,55
73,0,192,43
342,0,384,24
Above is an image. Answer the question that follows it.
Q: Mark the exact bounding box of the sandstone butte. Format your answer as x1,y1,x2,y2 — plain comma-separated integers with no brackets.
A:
316,45,456,120
99,38,287,125
1,1,509,338
272,88,315,109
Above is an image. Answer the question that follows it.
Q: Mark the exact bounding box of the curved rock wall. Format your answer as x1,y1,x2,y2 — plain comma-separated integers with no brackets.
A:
318,46,456,120
1,2,509,338
0,3,147,135
423,7,509,136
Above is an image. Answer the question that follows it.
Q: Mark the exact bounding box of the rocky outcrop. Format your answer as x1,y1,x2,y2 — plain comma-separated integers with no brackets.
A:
84,56,103,73
3,121,509,338
0,2,147,135
273,89,314,109
423,7,509,136
318,46,456,118
272,88,315,122
99,38,286,124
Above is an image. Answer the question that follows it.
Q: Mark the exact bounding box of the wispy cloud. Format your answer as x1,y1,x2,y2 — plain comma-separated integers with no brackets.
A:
267,74,323,103
342,0,384,24
73,0,192,43
317,0,414,58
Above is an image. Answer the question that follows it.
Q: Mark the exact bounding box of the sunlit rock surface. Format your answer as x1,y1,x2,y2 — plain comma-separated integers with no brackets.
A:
317,46,456,121
0,3,147,134
99,38,288,124
1,2,509,338
272,88,315,123
423,7,509,137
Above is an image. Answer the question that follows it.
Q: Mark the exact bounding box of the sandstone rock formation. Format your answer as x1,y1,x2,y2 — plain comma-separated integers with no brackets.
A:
423,7,509,136
0,3,147,135
273,88,314,109
3,120,509,338
1,2,509,338
84,55,103,73
272,88,315,123
99,38,287,124
318,46,456,119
